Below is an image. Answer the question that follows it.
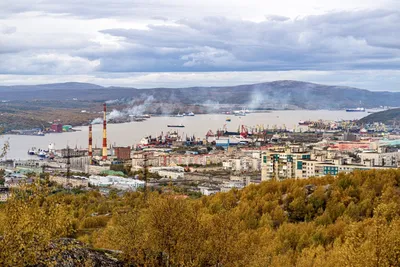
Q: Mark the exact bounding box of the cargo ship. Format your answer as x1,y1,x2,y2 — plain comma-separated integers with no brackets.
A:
346,107,365,112
298,120,313,126
167,124,185,128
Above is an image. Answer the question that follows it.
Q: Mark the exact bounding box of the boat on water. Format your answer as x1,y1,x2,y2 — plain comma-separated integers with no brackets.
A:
27,147,37,155
226,118,231,122
33,131,45,136
298,120,313,126
168,124,185,128
37,151,46,158
175,113,184,117
233,108,247,116
187,112,195,116
346,107,365,112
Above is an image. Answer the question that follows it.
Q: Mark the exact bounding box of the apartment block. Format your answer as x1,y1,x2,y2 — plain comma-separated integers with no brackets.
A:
261,150,311,181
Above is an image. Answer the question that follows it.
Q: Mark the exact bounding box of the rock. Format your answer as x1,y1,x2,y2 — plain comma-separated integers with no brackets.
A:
40,238,123,267
304,184,316,195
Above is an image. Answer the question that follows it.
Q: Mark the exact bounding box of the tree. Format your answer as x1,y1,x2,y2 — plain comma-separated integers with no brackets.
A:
0,184,75,266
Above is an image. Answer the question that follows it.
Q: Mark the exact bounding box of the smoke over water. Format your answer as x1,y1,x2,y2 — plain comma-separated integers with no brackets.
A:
126,96,154,116
91,96,156,124
91,118,103,124
202,100,220,113
246,86,293,110
108,109,124,120
247,90,264,110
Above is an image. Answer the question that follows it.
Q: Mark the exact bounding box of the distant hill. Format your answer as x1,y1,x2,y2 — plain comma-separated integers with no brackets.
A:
359,108,400,124
0,82,104,91
0,80,399,109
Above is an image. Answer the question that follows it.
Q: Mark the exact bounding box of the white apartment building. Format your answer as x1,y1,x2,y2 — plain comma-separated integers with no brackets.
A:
359,151,400,167
261,150,311,181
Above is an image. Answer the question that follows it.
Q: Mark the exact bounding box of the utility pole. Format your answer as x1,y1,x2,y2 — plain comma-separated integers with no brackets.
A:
143,153,148,201
66,146,71,187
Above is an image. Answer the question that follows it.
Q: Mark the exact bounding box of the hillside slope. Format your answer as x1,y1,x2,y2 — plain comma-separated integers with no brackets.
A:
1,80,399,109
359,108,400,124
1,169,400,266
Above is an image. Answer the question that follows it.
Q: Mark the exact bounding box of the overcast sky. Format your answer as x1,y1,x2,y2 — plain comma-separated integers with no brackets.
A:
0,0,399,90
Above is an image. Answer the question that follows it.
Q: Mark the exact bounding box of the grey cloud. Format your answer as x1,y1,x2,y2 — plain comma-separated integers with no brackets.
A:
1,8,400,75
151,16,169,21
0,52,99,75
265,15,290,21
0,0,184,19
0,24,16,34
94,10,400,72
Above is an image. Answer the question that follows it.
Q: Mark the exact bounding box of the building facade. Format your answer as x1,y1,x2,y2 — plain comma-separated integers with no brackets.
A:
114,147,131,160
261,150,311,181
51,123,63,133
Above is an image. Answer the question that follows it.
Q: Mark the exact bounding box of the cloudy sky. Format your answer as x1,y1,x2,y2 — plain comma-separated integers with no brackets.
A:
0,0,399,90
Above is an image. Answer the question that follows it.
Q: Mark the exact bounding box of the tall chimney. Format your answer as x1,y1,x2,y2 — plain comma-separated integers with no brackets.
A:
102,103,108,160
88,123,93,164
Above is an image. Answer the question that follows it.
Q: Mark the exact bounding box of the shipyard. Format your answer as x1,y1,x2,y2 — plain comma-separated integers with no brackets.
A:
2,102,400,199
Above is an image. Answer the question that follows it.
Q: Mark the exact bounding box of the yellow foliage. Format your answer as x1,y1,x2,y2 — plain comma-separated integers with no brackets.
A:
0,169,400,266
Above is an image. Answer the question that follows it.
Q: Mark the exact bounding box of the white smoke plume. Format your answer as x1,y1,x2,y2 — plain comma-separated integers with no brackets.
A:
108,109,124,120
126,95,155,116
91,117,103,124
202,99,220,113
247,89,264,110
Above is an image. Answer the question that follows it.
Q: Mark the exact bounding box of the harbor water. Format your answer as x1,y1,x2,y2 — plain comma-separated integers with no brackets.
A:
1,110,367,160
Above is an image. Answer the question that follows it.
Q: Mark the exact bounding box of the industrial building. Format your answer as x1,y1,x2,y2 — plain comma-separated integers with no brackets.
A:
88,175,145,190
114,146,131,160
51,123,63,133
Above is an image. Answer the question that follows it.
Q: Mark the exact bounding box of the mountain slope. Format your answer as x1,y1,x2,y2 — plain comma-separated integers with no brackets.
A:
359,108,400,124
0,80,399,109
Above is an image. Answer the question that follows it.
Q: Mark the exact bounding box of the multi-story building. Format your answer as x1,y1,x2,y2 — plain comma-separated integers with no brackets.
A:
223,157,260,172
114,147,131,160
132,151,161,168
295,160,389,178
49,176,89,188
261,150,311,181
59,148,87,158
359,150,400,167
149,166,185,179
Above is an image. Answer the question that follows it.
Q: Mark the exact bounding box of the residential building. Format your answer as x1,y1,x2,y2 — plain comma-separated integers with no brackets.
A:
261,150,311,181
149,166,185,179
295,160,389,178
220,181,245,193
359,151,400,167
49,176,89,188
198,186,220,196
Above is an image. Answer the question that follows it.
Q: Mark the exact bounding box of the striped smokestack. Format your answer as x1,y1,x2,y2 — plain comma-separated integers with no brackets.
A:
88,123,93,164
102,103,108,160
